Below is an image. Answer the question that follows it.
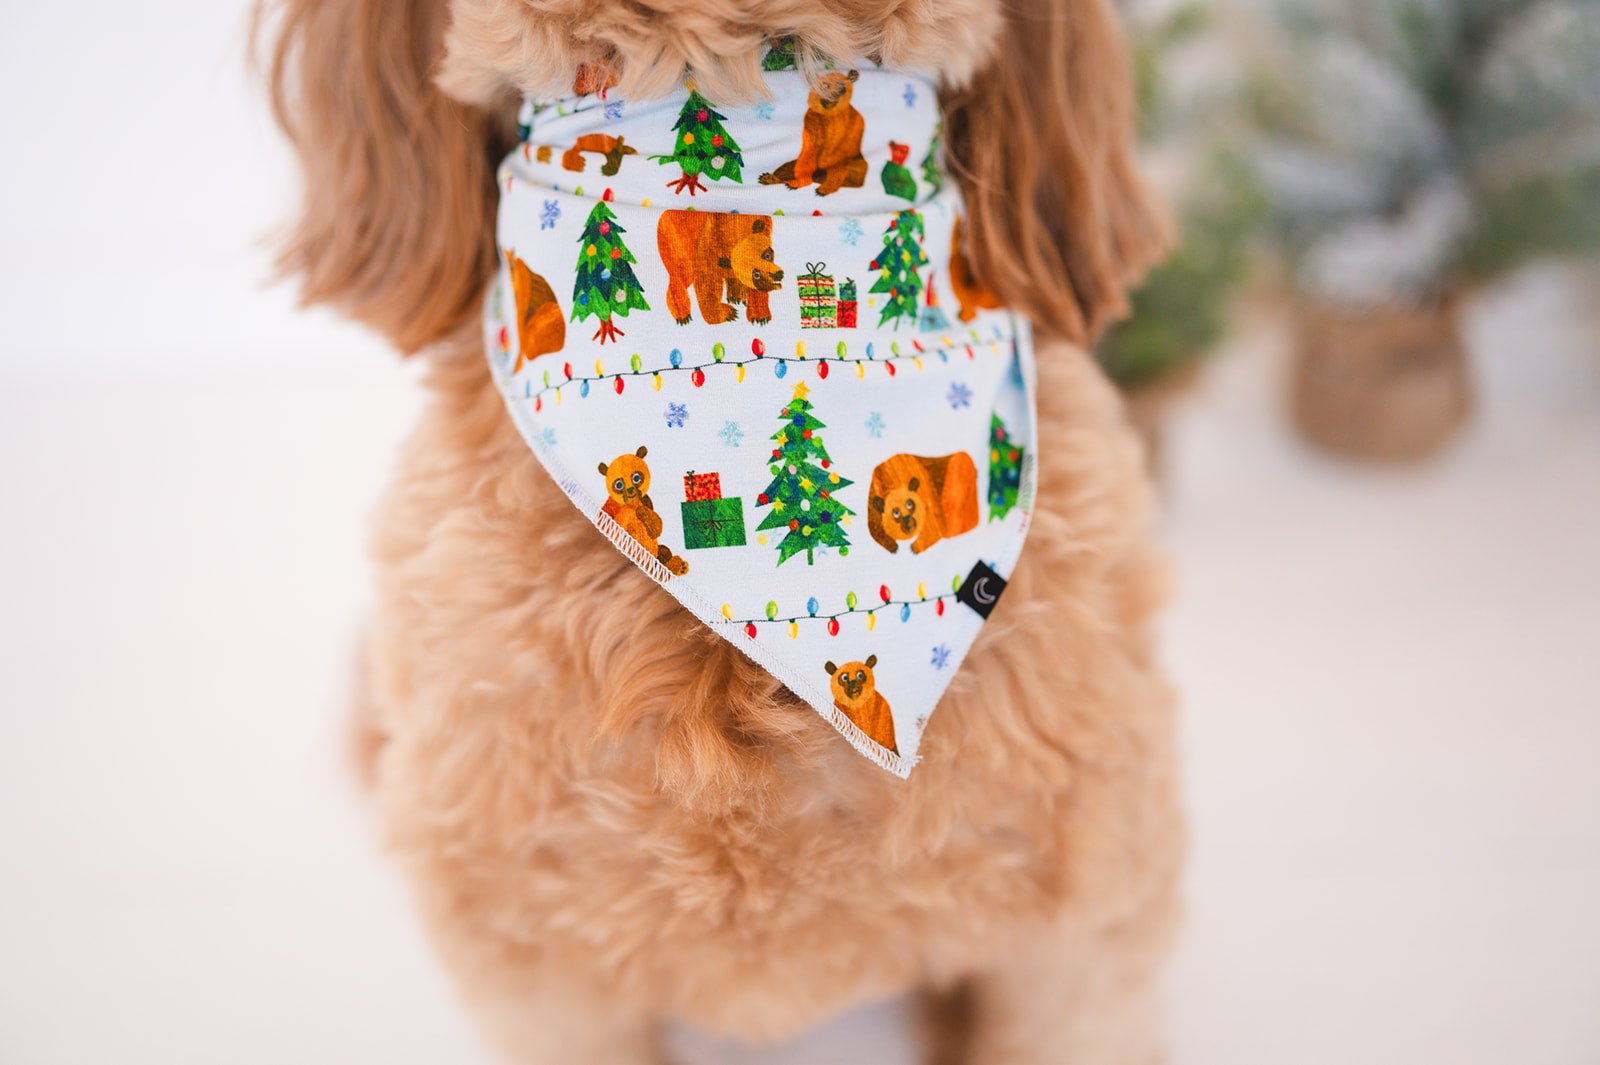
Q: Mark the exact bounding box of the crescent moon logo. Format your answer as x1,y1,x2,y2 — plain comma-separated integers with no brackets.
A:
955,561,1007,618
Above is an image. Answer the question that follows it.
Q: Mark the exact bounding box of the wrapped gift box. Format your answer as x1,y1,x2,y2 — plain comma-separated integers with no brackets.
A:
837,279,858,329
683,471,722,502
798,263,837,301
682,497,747,550
799,262,838,329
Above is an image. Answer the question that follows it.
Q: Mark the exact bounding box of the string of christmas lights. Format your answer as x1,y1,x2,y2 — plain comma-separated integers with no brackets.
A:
498,325,1013,408
718,578,965,639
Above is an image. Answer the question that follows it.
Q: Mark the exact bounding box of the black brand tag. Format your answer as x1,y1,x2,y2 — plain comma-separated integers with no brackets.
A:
955,561,1007,619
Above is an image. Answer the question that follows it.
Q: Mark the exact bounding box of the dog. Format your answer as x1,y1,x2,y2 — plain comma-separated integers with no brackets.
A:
263,0,1181,1060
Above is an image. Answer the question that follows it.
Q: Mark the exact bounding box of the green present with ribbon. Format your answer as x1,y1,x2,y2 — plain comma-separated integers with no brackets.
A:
682,497,747,549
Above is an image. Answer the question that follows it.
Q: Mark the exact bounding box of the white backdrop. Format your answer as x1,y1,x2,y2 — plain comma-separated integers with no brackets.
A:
3,3,1599,1064
0,1,389,381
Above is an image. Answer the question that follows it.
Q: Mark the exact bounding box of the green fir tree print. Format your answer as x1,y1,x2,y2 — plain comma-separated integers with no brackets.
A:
921,130,943,194
754,380,855,565
762,38,799,71
869,209,928,329
572,198,649,344
652,89,744,195
987,413,1024,520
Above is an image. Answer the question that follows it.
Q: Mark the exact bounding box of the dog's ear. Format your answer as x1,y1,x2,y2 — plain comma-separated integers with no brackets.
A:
865,654,877,669
943,0,1170,346
750,219,767,234
907,476,920,493
598,462,610,476
825,661,838,676
635,445,649,459
260,0,517,354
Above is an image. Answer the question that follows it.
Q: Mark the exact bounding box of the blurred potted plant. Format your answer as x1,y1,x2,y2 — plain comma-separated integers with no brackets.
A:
1101,1,1264,472
1251,0,1600,461
1100,152,1263,469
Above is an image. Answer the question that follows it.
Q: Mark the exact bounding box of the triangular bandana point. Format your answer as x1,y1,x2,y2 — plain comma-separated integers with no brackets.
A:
489,57,1037,777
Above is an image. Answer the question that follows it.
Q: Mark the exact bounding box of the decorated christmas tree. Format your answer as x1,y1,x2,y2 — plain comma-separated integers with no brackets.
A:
572,197,649,344
920,130,943,194
1246,0,1600,458
762,38,799,71
1252,0,1600,306
754,381,854,566
987,414,1024,520
652,88,744,195
869,209,928,329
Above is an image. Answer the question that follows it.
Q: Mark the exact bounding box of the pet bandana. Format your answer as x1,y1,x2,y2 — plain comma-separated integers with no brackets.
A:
484,51,1037,776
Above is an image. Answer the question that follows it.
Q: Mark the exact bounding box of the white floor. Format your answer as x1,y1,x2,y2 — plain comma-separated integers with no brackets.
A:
1163,271,1600,1065
2,267,1597,1065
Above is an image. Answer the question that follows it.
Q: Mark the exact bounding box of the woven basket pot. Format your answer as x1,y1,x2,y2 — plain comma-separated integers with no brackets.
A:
1291,293,1473,462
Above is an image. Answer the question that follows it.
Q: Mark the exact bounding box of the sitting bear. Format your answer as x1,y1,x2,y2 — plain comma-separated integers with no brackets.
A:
657,211,785,326
824,655,897,754
597,446,689,577
867,452,980,555
759,70,868,197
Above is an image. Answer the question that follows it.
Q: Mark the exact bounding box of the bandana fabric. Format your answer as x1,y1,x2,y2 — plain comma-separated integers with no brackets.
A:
484,56,1037,776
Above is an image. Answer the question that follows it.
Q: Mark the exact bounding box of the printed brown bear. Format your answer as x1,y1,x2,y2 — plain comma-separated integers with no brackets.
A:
824,655,897,754
758,70,869,197
597,446,689,576
560,134,637,176
657,211,785,326
504,249,565,372
948,215,1003,322
867,452,980,555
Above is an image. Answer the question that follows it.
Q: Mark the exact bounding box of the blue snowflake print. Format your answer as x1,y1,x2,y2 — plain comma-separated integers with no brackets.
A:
903,83,917,108
946,381,973,410
865,411,886,438
540,199,561,230
718,420,745,448
538,427,558,448
665,402,689,428
603,99,624,121
838,218,865,246
930,644,951,670
755,102,776,120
